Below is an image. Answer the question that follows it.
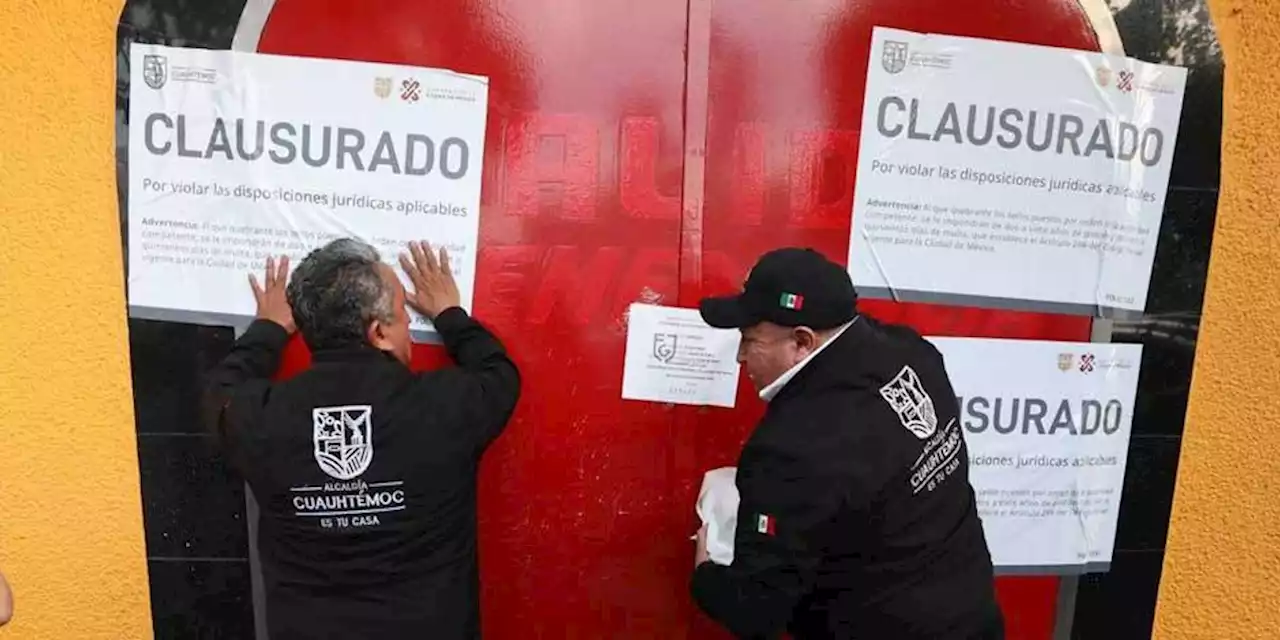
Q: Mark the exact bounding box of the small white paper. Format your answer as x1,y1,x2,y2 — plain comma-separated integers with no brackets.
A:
696,467,740,565
622,303,742,408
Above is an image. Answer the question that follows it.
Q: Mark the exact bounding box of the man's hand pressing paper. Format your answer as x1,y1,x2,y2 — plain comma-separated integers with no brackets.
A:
250,255,296,334
399,240,461,320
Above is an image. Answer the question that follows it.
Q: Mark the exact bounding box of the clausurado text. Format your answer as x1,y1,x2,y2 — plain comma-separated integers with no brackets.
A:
957,396,1125,436
140,113,474,179
874,96,1165,168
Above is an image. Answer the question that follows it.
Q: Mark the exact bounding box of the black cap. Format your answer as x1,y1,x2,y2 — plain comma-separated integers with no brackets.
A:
699,247,857,330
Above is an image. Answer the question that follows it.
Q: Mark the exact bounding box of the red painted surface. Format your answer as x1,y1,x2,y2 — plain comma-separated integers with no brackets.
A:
259,0,1102,636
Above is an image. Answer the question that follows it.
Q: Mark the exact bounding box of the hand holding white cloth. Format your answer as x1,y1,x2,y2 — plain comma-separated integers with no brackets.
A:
696,467,740,566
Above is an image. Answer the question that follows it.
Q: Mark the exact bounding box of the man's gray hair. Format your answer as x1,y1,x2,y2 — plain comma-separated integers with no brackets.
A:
286,238,395,350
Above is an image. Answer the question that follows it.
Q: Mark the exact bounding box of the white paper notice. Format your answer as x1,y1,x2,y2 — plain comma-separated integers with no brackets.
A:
696,467,740,566
622,304,742,408
849,28,1188,315
928,337,1143,571
127,43,489,337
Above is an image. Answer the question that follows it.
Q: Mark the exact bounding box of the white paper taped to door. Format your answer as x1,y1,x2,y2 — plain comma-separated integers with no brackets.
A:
696,467,740,566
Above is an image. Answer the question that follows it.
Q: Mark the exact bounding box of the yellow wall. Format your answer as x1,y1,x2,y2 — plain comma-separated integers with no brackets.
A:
0,0,153,638
1154,1,1280,638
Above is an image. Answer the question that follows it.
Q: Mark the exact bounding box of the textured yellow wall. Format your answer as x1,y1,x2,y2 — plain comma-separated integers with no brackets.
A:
1154,1,1280,639
0,0,153,638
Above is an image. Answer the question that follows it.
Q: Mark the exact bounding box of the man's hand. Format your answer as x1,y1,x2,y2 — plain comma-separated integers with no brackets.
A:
250,255,296,334
399,240,461,320
695,524,711,567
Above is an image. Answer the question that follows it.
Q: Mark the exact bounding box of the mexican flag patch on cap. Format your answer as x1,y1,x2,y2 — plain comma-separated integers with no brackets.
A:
779,293,803,310
756,513,777,536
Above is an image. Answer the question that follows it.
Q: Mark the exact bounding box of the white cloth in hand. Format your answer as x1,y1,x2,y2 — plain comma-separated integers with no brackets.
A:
696,467,740,566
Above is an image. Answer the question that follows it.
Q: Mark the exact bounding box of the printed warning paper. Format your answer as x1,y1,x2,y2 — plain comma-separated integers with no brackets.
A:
622,304,742,408
929,336,1143,571
849,28,1188,315
127,43,489,336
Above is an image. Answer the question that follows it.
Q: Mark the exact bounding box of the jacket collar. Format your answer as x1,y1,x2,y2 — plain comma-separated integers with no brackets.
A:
758,318,857,402
767,315,890,406
310,343,399,365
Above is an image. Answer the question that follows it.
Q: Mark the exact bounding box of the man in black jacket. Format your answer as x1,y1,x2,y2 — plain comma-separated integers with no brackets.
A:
691,247,1003,639
202,238,520,639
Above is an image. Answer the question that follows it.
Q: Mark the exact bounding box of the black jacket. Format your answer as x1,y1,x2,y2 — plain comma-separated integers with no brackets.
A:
691,316,1002,639
202,307,520,639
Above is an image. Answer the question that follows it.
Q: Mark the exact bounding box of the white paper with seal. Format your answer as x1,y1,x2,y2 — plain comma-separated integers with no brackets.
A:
696,467,740,566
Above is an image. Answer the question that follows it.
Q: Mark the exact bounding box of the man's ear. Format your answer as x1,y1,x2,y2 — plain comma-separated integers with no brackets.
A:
366,319,392,351
794,326,819,352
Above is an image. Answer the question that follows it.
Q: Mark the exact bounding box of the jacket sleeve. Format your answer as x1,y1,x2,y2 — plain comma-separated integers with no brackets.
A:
690,439,845,639
200,319,291,467
428,307,522,452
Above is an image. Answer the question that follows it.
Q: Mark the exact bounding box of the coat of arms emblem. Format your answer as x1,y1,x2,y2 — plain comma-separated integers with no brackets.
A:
652,333,678,363
878,365,938,440
1057,352,1074,372
142,54,168,90
882,41,909,75
1095,67,1113,87
374,76,393,99
313,405,374,480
